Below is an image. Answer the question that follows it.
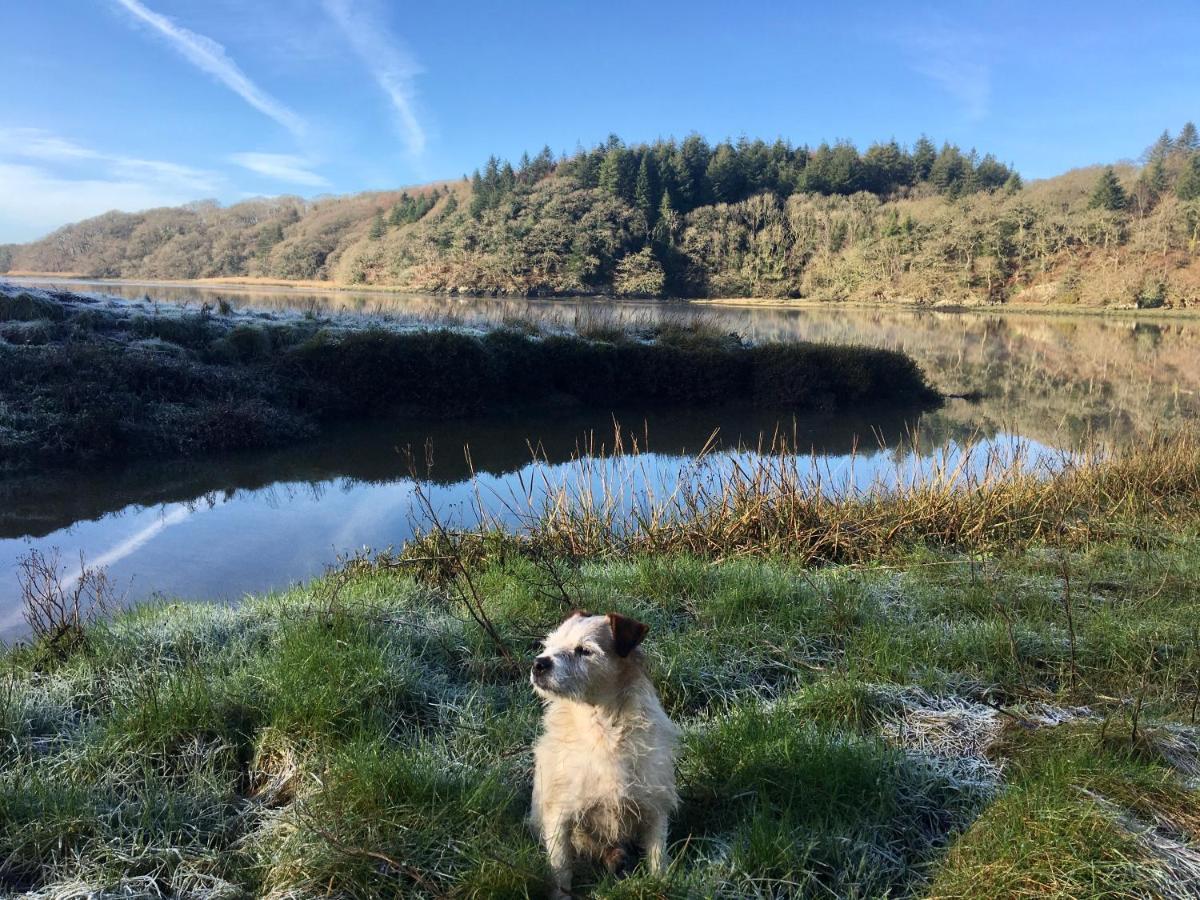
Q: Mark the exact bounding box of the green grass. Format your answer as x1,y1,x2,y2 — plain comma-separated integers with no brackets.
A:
3,529,1198,897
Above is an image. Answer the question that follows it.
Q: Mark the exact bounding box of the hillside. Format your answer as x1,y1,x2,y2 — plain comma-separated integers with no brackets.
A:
4,129,1200,307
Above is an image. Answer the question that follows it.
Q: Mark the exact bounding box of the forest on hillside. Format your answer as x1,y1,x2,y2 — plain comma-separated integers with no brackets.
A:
4,127,1200,306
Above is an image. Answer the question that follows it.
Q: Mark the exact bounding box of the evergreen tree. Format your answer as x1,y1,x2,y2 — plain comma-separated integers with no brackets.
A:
973,154,1012,191
803,142,863,194
1146,130,1174,164
912,136,937,181
861,141,912,194
499,162,516,195
706,143,745,203
1176,122,1199,153
1003,172,1023,194
653,188,680,245
634,152,660,225
737,137,771,194
528,145,556,182
1178,154,1200,201
1089,166,1128,211
468,169,486,218
368,212,386,239
929,144,970,196
1142,157,1168,197
599,144,636,203
675,134,712,209
388,192,410,226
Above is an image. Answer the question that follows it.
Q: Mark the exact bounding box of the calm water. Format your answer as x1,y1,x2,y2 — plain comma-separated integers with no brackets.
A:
3,277,1198,640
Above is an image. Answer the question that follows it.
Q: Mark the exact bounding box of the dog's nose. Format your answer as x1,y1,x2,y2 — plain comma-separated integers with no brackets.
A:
533,655,553,674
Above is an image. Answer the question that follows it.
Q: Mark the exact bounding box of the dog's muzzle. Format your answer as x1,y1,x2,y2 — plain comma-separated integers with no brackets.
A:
532,655,553,677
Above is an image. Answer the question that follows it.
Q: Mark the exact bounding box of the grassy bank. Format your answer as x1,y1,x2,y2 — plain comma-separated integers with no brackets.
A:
0,285,937,473
3,437,1199,897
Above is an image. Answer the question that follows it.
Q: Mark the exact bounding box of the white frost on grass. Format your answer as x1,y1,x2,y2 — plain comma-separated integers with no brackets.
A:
0,279,501,340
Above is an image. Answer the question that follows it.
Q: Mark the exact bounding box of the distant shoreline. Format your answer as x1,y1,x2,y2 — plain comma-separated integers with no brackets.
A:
6,273,1198,320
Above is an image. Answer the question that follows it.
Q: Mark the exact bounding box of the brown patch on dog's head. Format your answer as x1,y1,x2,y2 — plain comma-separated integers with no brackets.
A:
607,613,649,657
567,609,593,621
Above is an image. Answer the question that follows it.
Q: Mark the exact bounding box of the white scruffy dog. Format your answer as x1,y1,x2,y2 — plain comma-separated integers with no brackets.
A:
530,610,680,898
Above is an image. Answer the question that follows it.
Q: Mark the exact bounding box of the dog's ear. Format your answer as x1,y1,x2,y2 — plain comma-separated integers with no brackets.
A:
607,613,649,657
567,608,594,621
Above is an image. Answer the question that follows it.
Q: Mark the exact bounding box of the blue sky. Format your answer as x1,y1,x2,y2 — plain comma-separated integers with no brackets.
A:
1,0,1197,242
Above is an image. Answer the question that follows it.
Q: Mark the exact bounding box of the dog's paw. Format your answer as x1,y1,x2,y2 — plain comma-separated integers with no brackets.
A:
603,844,630,877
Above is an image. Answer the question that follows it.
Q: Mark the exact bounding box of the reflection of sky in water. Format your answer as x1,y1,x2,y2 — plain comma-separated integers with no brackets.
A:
0,434,1054,640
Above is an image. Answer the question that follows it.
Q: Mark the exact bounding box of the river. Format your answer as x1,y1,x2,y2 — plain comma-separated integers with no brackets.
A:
3,277,1197,640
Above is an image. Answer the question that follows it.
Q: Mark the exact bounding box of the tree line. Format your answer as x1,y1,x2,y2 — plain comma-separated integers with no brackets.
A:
1090,122,1200,212
468,133,1019,223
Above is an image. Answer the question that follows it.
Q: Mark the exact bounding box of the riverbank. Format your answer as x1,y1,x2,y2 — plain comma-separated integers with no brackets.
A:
3,437,1198,897
0,283,938,473
12,273,1200,319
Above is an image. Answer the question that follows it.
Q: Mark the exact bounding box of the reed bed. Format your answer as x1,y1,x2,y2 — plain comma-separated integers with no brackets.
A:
411,429,1200,567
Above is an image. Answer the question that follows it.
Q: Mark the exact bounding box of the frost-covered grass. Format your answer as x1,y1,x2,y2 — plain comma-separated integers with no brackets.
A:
3,532,1198,898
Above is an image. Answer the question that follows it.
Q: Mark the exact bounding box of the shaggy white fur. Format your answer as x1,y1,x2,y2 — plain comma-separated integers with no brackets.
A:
530,611,680,898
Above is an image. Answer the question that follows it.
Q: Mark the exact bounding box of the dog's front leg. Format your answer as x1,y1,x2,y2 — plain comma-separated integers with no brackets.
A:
544,814,574,899
640,811,670,876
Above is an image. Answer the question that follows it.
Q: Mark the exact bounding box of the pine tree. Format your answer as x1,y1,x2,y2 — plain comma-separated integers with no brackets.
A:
1089,166,1128,211
528,145,555,182
634,152,659,226
1176,122,1199,153
1142,157,1169,197
861,141,912,194
706,143,744,203
653,188,681,246
599,144,636,203
675,134,712,209
1003,172,1023,194
929,144,969,196
973,154,1012,191
912,136,937,182
499,162,516,195
1146,130,1174,164
368,213,386,239
1178,154,1200,201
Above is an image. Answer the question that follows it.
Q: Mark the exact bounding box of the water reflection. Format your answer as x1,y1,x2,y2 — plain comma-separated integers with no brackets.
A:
0,405,1038,639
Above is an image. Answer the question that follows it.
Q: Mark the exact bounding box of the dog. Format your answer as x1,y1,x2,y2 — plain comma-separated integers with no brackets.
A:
530,610,680,898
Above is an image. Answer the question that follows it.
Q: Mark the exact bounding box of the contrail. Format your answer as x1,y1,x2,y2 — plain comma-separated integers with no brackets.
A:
322,0,426,157
112,0,307,138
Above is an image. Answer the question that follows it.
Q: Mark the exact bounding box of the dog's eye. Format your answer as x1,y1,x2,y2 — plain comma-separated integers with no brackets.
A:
575,645,591,656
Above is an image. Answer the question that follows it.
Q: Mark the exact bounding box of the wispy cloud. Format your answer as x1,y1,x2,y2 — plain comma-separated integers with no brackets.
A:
228,152,330,187
894,23,991,121
0,128,223,242
322,0,426,157
112,0,307,138
0,128,97,163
